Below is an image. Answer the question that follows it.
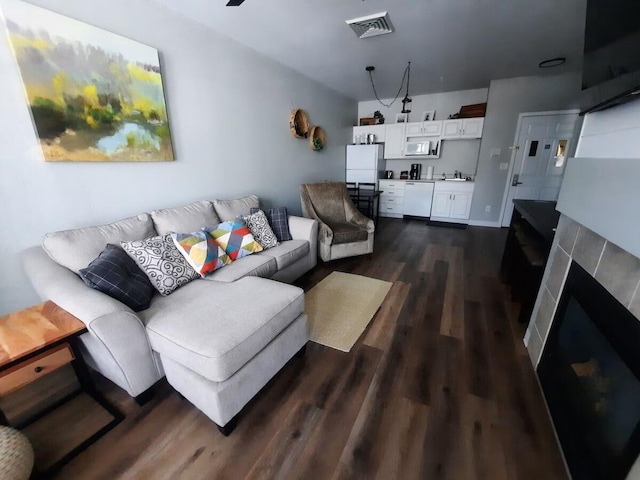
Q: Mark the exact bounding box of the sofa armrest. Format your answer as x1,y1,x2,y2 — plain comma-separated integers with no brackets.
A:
21,246,161,396
344,199,375,233
288,215,318,270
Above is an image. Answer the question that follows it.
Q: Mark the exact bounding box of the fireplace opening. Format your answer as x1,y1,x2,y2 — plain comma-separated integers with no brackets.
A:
538,261,640,480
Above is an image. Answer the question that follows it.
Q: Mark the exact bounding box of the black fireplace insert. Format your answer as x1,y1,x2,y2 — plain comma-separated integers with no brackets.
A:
538,261,640,480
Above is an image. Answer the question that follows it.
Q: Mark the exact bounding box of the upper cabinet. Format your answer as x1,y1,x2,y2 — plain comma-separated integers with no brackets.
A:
353,124,386,144
441,118,484,139
405,121,442,138
383,124,405,159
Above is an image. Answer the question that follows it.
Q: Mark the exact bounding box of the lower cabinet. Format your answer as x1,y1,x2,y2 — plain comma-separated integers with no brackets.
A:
378,180,405,218
431,182,474,222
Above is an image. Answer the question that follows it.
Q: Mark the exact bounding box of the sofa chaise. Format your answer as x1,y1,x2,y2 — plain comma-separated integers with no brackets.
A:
22,195,318,434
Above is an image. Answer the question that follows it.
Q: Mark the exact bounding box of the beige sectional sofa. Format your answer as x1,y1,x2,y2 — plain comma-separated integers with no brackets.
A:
22,195,318,434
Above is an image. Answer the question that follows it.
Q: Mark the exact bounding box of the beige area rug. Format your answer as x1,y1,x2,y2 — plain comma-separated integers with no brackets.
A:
305,272,392,352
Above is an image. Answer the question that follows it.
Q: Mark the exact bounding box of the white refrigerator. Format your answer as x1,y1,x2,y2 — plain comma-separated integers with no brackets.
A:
346,145,385,183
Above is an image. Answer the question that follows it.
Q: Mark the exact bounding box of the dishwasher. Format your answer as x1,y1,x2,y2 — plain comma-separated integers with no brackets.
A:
403,181,434,217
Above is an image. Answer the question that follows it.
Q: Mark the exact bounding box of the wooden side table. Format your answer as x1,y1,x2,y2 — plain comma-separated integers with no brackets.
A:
0,301,123,474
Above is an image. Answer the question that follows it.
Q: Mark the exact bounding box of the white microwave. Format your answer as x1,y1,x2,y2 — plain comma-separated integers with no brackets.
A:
405,140,430,156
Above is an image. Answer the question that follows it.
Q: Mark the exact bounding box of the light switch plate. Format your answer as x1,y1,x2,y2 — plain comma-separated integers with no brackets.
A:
499,162,509,170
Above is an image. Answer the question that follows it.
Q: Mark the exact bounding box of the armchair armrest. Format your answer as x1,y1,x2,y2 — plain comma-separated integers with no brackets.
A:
300,195,334,245
344,199,375,233
21,246,161,396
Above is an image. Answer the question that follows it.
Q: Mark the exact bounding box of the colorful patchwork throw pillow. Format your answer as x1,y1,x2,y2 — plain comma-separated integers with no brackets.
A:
250,207,292,242
203,217,263,261
171,231,232,277
242,210,279,250
121,233,199,296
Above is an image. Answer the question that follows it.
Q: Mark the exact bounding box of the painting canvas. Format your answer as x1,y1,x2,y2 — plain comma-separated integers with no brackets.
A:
3,2,174,161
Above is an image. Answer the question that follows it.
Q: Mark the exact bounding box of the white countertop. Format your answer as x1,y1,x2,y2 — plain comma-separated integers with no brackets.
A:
380,178,474,183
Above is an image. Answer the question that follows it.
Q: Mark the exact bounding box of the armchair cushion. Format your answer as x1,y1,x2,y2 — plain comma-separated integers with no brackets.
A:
331,222,369,245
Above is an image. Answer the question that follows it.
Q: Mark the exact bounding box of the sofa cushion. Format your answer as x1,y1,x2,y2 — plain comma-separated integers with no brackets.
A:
141,277,304,382
242,210,279,249
212,195,259,221
171,231,231,277
203,255,276,282
204,217,263,261
257,240,309,270
250,207,292,242
331,222,369,245
43,214,157,274
121,234,199,296
79,244,155,311
151,201,220,236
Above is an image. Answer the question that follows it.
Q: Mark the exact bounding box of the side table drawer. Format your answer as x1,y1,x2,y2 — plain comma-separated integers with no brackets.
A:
0,343,74,395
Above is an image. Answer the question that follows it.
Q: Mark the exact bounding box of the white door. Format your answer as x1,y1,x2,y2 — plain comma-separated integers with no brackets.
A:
501,112,579,226
431,191,452,217
346,145,378,170
449,192,472,219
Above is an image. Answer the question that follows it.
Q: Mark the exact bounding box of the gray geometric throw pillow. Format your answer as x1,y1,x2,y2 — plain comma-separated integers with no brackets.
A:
242,211,279,249
121,233,199,296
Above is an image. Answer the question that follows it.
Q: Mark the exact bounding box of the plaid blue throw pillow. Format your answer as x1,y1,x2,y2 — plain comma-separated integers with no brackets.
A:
80,244,154,311
250,207,292,242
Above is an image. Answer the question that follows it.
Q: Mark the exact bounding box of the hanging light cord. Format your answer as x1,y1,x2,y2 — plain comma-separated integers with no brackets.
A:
368,63,410,108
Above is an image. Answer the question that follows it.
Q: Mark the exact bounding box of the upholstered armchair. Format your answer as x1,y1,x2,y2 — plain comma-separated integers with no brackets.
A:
300,182,374,262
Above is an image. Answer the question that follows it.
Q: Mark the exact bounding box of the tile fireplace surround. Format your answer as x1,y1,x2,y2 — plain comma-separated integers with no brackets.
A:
525,213,640,480
526,214,640,364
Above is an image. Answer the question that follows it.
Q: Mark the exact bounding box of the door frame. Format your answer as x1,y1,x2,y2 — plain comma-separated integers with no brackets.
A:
498,109,581,227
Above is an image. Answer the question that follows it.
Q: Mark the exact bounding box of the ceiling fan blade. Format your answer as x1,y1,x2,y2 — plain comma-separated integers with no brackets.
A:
226,0,245,5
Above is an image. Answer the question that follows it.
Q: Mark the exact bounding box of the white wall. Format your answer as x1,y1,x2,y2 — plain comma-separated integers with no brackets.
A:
469,72,583,223
0,0,356,315
358,88,487,179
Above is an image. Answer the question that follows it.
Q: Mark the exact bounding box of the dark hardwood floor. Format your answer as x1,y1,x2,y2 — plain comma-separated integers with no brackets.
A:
52,218,568,479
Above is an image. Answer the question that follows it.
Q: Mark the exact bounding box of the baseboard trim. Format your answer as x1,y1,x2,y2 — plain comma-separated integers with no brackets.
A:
467,219,502,228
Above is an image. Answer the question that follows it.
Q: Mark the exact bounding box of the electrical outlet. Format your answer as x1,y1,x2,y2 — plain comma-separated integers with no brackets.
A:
499,162,509,170
485,205,491,212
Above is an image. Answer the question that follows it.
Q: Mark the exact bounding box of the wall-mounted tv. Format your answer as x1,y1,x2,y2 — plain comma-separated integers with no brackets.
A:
580,0,640,115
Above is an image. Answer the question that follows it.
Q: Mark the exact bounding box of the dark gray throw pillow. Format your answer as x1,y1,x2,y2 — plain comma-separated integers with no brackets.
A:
79,244,154,311
250,207,292,242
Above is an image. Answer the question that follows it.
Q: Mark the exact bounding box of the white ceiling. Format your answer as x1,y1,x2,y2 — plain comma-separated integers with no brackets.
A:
153,0,587,101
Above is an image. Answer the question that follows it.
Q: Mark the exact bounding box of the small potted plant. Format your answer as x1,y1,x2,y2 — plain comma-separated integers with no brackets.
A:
373,110,385,124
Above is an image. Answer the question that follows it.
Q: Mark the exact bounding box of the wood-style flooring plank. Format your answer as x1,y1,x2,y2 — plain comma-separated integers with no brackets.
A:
40,219,568,480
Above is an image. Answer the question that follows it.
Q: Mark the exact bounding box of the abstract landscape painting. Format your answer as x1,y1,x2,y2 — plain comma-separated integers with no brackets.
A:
3,2,174,161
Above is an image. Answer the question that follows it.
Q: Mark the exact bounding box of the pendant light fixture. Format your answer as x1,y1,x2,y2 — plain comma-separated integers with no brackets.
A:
366,61,412,110
401,61,412,114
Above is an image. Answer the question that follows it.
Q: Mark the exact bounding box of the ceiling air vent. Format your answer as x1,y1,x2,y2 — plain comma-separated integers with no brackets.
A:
346,11,394,39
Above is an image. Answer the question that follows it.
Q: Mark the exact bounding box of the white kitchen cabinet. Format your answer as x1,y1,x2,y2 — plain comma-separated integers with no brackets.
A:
378,179,405,218
431,181,475,221
352,124,386,144
406,121,442,138
441,118,484,139
383,124,406,159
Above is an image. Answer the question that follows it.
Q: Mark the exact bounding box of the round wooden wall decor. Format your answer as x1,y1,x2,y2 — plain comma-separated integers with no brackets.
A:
289,109,310,138
309,126,326,152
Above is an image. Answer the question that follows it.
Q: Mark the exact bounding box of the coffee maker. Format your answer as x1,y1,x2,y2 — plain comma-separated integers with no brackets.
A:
410,163,422,180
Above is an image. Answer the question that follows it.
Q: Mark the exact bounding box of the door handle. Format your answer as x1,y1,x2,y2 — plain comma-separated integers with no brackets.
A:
512,174,523,186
